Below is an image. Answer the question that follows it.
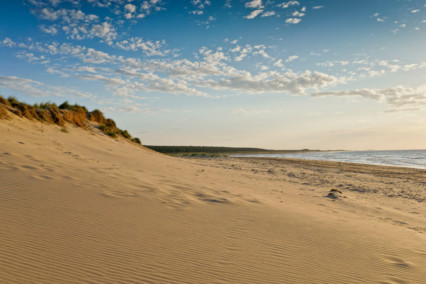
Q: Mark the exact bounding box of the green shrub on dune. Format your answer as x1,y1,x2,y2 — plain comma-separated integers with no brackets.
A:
59,101,88,113
120,129,131,139
131,137,142,145
0,95,11,107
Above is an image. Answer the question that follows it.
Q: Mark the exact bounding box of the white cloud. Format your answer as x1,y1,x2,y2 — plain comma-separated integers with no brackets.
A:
83,47,114,63
245,0,263,9
138,0,165,18
372,12,385,22
256,49,270,58
273,59,284,68
125,4,136,13
0,75,93,98
0,75,45,97
48,0,63,6
89,22,117,44
40,25,58,34
134,78,208,97
261,11,275,17
1,37,16,47
196,70,341,95
33,7,119,43
102,105,169,113
232,108,269,115
292,11,305,17
312,6,324,9
411,9,420,13
16,51,49,63
285,55,298,62
311,85,426,110
285,18,301,24
76,74,125,85
124,3,136,19
191,0,211,9
245,9,263,19
277,1,299,9
87,0,114,8
115,37,169,56
46,66,70,77
39,8,59,20
72,66,98,73
38,8,98,23
1,39,352,99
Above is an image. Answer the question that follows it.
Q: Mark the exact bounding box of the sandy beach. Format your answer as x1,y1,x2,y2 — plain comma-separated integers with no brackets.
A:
1,116,425,283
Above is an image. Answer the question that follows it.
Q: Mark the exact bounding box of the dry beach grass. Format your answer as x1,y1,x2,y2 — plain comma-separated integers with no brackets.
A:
0,103,425,283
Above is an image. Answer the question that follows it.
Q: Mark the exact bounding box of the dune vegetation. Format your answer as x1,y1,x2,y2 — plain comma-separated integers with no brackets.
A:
0,95,141,145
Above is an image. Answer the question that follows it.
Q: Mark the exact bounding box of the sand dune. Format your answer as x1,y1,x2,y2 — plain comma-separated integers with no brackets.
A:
1,116,425,283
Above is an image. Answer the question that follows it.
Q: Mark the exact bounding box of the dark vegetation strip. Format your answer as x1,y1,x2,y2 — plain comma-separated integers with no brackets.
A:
0,95,142,145
145,145,315,155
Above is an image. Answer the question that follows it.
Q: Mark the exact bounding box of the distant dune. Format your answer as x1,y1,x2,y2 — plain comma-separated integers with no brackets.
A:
1,100,425,283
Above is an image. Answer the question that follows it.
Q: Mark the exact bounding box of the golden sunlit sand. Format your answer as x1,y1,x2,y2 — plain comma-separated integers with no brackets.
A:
1,115,425,283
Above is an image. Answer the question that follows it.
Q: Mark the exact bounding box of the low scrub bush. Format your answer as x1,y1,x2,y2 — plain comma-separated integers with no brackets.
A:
34,102,58,109
131,137,142,145
7,97,20,106
0,105,10,119
120,129,131,139
0,95,11,107
99,124,108,132
105,118,117,128
88,109,107,124
47,106,65,126
13,103,39,121
99,124,118,138
106,131,118,138
35,108,55,124
61,109,86,128
59,101,88,113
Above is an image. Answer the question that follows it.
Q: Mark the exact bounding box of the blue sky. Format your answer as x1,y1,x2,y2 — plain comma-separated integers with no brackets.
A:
0,0,425,150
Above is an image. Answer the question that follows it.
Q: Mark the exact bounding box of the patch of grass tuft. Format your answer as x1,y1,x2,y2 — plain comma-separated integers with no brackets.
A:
0,105,10,119
59,101,88,113
120,129,131,139
60,127,69,133
0,95,11,107
34,102,58,109
106,131,118,138
88,109,107,124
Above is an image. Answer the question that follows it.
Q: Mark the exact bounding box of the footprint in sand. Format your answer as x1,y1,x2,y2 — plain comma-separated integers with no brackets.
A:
382,255,413,268
31,175,55,181
379,277,409,284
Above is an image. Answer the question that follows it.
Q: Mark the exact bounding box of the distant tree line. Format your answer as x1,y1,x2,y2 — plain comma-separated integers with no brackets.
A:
145,146,313,154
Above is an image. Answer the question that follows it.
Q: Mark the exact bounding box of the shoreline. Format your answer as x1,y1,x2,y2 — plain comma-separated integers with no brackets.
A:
230,150,426,170
238,156,426,173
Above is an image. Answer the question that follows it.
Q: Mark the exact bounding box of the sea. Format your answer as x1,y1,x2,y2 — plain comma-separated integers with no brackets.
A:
232,150,426,170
